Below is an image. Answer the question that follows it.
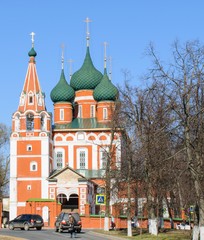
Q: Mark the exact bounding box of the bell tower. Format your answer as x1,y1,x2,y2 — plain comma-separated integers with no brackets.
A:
10,33,53,220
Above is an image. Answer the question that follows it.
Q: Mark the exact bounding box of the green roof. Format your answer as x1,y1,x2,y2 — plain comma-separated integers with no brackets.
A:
50,69,75,103
53,118,110,130
28,47,37,57
70,47,103,90
93,69,118,101
26,198,56,202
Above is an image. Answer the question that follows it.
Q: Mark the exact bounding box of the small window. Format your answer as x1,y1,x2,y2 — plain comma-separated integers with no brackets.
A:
27,185,31,190
30,161,37,171
29,96,33,104
60,109,64,120
78,105,82,118
90,105,95,118
27,145,32,151
28,91,34,105
103,108,108,120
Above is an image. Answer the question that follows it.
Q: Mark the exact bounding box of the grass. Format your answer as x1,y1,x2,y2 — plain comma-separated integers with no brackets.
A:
94,228,192,239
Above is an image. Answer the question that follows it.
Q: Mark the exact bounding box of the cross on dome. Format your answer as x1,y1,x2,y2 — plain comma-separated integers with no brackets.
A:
30,32,35,48
103,41,108,69
84,17,92,47
61,43,65,70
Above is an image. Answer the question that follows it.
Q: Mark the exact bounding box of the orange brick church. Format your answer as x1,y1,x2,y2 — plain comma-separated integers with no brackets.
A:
9,21,121,226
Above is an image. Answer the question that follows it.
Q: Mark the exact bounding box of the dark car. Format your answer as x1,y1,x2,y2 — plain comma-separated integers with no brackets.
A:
8,214,44,231
55,212,82,233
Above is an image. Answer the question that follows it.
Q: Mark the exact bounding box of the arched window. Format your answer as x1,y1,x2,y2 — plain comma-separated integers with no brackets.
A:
28,91,34,105
26,113,34,131
27,144,32,151
30,161,37,171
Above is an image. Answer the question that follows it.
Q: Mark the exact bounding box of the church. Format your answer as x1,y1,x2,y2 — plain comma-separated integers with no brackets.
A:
9,21,121,223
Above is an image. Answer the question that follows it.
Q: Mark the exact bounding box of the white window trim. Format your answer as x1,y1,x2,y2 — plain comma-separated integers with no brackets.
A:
60,109,64,121
90,105,95,118
27,144,32,151
78,105,82,118
15,115,20,131
103,108,108,120
30,161,37,171
54,148,65,170
28,91,34,105
77,148,88,169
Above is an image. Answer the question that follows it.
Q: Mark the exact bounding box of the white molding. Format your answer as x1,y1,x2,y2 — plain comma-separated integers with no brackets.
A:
75,96,94,101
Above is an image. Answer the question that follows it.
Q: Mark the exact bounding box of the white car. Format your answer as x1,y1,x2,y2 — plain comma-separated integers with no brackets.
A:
176,222,191,230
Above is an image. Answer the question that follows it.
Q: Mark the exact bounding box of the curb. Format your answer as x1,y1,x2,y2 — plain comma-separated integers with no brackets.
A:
88,231,125,239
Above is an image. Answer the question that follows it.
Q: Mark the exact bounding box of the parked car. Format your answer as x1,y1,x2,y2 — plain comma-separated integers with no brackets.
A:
55,212,82,233
8,214,44,231
176,220,191,230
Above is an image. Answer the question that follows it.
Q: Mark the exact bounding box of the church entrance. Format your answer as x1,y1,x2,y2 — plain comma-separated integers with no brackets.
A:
57,193,79,212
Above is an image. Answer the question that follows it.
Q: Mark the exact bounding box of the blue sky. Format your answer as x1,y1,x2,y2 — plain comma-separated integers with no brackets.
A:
1,0,204,125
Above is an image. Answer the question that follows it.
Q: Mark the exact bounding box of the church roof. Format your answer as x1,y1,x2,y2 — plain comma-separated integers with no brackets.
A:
50,69,75,103
48,165,90,181
53,118,111,130
28,47,37,57
70,47,103,90
93,68,118,101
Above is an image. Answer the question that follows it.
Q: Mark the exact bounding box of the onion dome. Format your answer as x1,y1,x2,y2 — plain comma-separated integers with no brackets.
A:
70,47,103,90
93,69,118,102
50,69,75,103
28,47,37,57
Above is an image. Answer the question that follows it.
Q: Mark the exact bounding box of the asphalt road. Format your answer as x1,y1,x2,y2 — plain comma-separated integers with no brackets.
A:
0,228,123,240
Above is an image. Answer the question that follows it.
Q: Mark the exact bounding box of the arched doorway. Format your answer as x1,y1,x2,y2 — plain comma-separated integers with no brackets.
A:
57,193,79,212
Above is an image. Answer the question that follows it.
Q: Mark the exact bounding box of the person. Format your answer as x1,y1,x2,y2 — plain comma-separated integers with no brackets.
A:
68,214,76,238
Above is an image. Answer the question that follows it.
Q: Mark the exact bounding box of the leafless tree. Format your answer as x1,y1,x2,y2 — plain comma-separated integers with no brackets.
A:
146,40,204,238
0,123,10,199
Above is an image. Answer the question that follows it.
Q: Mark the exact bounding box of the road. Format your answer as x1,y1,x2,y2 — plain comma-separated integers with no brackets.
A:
0,228,123,240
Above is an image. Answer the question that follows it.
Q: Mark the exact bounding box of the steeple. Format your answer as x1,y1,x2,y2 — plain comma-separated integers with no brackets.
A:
18,32,45,113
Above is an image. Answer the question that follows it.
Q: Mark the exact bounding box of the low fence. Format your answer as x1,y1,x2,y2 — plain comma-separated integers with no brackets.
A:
80,215,185,230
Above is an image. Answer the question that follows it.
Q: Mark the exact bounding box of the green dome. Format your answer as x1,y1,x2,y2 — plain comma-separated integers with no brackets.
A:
70,47,103,90
50,69,75,103
28,47,37,57
93,69,118,102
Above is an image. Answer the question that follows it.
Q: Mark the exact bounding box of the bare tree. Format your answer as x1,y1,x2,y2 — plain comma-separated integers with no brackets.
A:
147,40,204,239
0,123,10,199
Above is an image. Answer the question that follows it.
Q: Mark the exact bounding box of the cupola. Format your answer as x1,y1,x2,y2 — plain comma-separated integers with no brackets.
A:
93,68,118,102
50,69,75,103
70,17,102,90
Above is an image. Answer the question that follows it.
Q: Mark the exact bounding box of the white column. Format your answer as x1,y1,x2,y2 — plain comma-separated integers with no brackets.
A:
10,138,17,219
41,137,49,198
